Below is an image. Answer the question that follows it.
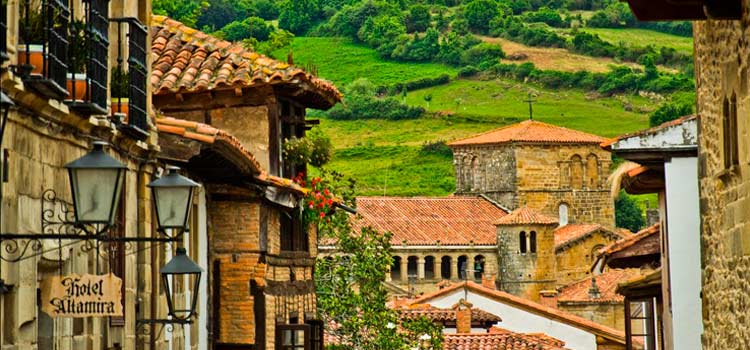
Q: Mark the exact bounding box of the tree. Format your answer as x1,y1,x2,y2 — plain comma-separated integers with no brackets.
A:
464,0,500,33
649,101,693,127
278,0,320,34
405,5,431,33
313,170,443,350
615,191,645,232
152,0,209,27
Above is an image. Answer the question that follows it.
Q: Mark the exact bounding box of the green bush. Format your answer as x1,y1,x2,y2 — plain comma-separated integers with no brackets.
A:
327,95,425,120
458,65,479,77
522,7,567,27
649,101,694,127
615,191,645,232
379,74,451,95
461,42,505,67
405,5,431,33
420,140,453,158
464,0,501,34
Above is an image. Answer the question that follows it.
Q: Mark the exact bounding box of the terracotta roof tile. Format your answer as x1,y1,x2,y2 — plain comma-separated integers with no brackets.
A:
495,207,558,226
601,114,698,150
410,281,626,344
554,224,624,252
557,269,643,303
399,305,502,323
150,15,342,109
338,196,508,246
449,120,606,147
599,224,660,257
444,327,568,350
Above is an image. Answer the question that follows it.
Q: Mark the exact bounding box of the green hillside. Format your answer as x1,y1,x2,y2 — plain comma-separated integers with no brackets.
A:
567,28,694,54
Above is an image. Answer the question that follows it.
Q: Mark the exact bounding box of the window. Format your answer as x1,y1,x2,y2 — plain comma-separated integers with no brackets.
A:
111,18,148,138
519,231,527,253
280,100,306,178
307,320,324,350
723,93,739,170
280,210,308,253
625,297,661,350
570,155,583,189
558,203,569,226
276,324,310,350
529,231,537,253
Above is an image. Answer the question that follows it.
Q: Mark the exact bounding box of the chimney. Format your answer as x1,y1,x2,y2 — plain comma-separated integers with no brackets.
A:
588,278,601,299
539,290,558,309
453,299,473,334
482,273,497,290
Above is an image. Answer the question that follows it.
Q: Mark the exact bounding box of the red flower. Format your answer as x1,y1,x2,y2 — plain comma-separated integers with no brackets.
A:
319,212,325,218
324,188,330,195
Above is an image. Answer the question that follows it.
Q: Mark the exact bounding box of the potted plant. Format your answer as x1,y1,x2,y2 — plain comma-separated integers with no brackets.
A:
110,67,129,119
65,19,88,101
17,6,46,76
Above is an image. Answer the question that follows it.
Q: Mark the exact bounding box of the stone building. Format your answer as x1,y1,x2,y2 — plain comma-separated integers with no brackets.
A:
149,16,342,350
615,0,745,346
449,120,614,228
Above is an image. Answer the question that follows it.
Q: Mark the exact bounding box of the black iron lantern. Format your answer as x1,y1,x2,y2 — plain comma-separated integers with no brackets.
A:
64,141,126,229
148,166,199,238
161,247,202,322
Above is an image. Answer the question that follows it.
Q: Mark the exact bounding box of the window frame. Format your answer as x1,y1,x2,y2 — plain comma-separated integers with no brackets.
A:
624,296,660,350
276,324,311,350
723,93,739,170
280,209,308,253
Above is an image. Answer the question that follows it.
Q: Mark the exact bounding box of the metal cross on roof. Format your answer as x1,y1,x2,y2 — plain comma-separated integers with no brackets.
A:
524,93,536,120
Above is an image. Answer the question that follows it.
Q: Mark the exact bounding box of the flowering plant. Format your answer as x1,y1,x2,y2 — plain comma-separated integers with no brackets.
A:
293,172,336,225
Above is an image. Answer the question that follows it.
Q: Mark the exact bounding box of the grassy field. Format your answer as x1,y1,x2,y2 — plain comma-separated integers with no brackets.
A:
271,37,459,88
560,28,694,54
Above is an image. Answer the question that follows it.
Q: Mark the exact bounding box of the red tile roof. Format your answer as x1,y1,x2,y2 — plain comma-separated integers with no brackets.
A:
449,120,606,147
156,117,309,194
554,224,624,252
150,15,342,109
598,224,660,257
495,207,558,226
557,269,643,304
410,281,626,345
399,304,502,323
601,114,698,150
344,196,508,246
444,328,568,350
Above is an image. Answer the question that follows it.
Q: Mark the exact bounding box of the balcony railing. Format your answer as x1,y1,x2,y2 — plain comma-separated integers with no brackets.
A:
17,0,70,99
65,0,109,115
111,17,148,139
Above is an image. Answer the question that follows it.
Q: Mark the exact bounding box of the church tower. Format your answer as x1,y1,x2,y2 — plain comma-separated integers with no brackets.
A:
495,207,559,301
449,120,614,228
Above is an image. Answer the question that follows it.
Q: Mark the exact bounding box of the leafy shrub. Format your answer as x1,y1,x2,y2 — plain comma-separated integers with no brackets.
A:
464,0,501,33
379,74,451,95
522,7,567,27
615,191,645,232
218,17,273,42
649,101,694,127
328,95,425,120
458,65,479,77
420,140,453,158
461,42,505,67
405,5,431,33
254,0,280,20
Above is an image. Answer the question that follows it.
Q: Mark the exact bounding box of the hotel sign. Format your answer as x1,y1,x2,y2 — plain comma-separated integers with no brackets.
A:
40,273,123,318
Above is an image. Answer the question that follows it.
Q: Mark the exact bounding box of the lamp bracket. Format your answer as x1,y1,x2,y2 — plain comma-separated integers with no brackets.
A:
0,189,179,262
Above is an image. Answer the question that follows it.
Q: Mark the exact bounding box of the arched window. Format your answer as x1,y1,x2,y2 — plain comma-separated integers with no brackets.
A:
586,154,599,189
529,231,537,253
441,256,452,279
474,255,485,281
391,256,402,281
407,256,418,279
458,255,468,279
425,256,436,280
558,203,569,226
570,155,583,189
519,231,527,253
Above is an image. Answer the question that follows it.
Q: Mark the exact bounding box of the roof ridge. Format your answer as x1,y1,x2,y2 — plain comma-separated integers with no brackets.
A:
495,206,558,225
447,120,529,146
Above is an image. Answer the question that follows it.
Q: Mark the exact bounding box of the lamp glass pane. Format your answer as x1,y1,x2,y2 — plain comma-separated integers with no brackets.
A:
154,187,191,228
72,168,121,223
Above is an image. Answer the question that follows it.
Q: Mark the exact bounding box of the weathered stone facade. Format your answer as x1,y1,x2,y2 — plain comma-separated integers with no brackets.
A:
497,223,558,301
556,233,614,287
452,140,614,228
693,7,750,349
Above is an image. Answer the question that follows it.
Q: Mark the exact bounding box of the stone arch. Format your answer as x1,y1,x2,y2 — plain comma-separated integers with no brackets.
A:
441,256,452,279
519,231,527,253
407,256,418,279
590,244,605,262
586,154,599,189
570,155,583,189
474,255,485,280
470,155,479,191
425,256,436,280
529,231,537,253
558,202,569,226
391,256,402,281
457,255,468,280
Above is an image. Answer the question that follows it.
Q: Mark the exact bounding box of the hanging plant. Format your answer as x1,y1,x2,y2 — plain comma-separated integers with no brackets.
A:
292,173,336,226
282,129,332,168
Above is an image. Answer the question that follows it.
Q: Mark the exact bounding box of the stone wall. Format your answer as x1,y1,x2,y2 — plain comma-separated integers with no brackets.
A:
558,302,625,331
497,224,557,301
452,145,517,208
514,144,613,227
556,233,614,287
694,7,750,349
163,106,272,171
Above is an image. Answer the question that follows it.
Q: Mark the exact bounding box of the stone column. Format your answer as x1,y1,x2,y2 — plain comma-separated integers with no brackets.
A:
451,256,459,281
400,257,408,283
385,264,392,282
435,258,443,280
417,257,425,280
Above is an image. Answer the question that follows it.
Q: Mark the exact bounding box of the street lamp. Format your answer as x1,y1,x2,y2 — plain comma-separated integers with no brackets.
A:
161,247,202,322
148,166,199,239
64,141,126,234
